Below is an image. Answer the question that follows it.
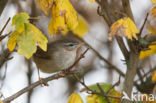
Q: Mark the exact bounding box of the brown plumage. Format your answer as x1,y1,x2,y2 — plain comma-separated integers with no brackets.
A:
33,38,83,73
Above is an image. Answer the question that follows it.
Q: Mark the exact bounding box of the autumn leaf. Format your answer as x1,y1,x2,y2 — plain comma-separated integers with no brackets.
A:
151,6,156,18
17,31,37,59
67,92,83,103
151,0,156,4
139,41,156,59
139,25,156,59
109,17,139,40
85,83,121,103
36,0,53,15
73,15,88,38
24,23,48,51
7,12,48,59
7,31,20,52
89,0,95,3
12,12,29,33
148,25,156,34
86,94,103,103
152,70,156,82
48,0,78,35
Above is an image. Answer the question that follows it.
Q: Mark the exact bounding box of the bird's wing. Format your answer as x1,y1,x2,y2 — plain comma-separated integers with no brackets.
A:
33,47,51,59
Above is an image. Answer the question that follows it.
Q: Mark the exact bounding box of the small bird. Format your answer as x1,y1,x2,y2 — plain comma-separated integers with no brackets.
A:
33,38,83,73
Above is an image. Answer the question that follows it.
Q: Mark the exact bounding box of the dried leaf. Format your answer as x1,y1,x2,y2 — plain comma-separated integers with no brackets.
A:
152,70,156,82
89,0,95,3
36,0,53,15
67,92,83,103
48,0,78,35
109,17,139,40
148,25,156,34
151,0,156,4
151,6,156,18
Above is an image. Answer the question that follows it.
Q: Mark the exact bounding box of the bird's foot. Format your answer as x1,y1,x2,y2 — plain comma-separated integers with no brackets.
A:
39,77,49,87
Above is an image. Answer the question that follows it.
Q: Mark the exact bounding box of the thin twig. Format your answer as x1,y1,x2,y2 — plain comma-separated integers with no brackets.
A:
26,59,33,103
29,16,46,20
0,18,10,36
97,83,111,103
69,48,89,70
0,63,7,89
76,36,125,77
138,13,149,37
0,0,8,16
106,75,121,94
73,73,121,100
0,31,11,42
135,66,156,82
0,49,11,69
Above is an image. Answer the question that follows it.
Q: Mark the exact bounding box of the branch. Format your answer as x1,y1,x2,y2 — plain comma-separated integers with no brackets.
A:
121,0,134,21
0,18,10,36
135,66,156,83
76,37,125,77
138,13,149,37
121,1,139,103
115,37,129,59
26,60,33,103
73,74,121,101
2,48,89,103
96,0,129,60
0,0,8,16
0,49,11,68
145,35,156,43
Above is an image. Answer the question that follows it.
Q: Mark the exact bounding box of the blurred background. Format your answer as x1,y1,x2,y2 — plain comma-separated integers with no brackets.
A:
0,0,155,103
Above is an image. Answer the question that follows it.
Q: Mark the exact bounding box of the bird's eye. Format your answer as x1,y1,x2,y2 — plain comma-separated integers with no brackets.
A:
68,43,74,46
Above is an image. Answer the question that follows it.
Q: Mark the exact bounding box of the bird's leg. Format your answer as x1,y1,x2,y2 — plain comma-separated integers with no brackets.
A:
37,68,43,86
37,68,48,86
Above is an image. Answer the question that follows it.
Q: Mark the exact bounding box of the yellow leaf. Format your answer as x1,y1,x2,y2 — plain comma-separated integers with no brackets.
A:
0,101,3,103
148,25,156,34
151,0,156,4
36,0,53,15
151,6,156,18
89,0,95,3
152,70,156,82
7,31,20,52
17,23,48,59
67,92,83,103
8,13,48,59
12,12,29,33
18,31,37,59
86,94,101,103
86,83,121,103
73,15,88,38
48,0,78,35
139,41,156,59
109,17,139,40
24,23,48,51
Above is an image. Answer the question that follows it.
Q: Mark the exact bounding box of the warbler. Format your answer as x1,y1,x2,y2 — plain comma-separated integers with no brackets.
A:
33,38,83,73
